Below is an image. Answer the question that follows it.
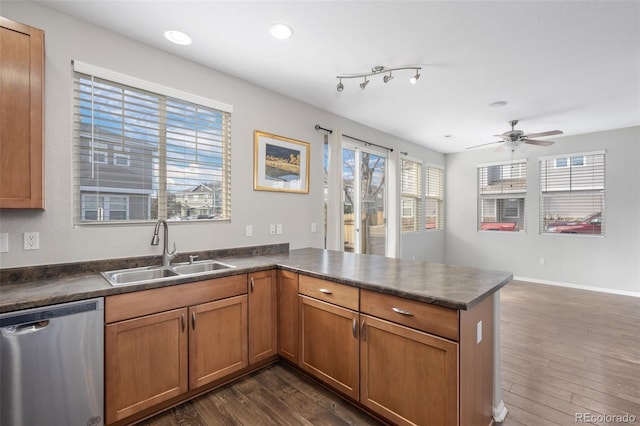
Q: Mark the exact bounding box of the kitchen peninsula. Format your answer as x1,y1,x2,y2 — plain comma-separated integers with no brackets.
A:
0,246,512,426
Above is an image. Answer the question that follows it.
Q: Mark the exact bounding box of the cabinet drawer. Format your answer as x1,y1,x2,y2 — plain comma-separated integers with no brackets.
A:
299,275,359,311
360,289,458,341
106,274,247,323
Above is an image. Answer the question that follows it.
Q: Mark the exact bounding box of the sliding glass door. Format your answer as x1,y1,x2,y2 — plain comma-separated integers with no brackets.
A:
342,144,386,255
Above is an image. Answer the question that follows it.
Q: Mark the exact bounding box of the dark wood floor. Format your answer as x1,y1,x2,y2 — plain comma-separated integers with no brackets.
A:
139,280,640,426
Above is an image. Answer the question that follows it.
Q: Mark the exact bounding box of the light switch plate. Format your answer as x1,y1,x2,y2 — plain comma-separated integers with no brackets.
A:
0,233,8,253
276,224,283,235
245,225,253,237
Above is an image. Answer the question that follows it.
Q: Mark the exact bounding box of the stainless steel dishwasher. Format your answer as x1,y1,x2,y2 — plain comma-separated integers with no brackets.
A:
0,297,104,426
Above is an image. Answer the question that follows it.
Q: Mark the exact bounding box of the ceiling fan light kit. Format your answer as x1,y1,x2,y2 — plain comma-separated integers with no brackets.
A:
336,65,421,91
467,120,564,152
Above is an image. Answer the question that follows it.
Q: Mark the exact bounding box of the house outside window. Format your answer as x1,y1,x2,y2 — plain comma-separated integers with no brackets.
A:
540,151,605,235
73,62,231,224
477,160,527,232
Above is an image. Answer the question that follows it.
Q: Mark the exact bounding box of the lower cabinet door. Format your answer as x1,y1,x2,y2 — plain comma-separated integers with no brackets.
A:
360,315,459,426
248,270,278,364
189,295,248,389
105,308,188,424
299,295,359,400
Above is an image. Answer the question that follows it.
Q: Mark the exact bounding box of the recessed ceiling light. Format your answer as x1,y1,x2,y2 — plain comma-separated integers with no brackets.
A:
489,101,508,108
164,30,192,45
269,23,293,40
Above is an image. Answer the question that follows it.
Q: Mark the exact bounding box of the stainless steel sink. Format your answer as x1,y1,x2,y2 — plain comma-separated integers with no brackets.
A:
101,260,235,286
102,267,178,286
172,261,234,275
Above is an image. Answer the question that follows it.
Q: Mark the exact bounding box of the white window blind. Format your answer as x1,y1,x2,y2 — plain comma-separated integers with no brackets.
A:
539,151,605,235
400,158,422,232
426,165,444,230
73,66,231,224
477,160,526,232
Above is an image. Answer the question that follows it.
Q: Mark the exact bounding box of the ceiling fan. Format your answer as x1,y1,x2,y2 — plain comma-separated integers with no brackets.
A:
467,120,563,151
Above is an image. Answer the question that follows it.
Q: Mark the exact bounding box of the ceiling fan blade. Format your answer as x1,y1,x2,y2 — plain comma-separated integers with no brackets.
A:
492,134,510,141
523,130,563,139
466,141,504,150
524,139,555,147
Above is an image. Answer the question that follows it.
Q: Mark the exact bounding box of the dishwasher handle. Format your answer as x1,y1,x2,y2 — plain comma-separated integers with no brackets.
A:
2,320,50,336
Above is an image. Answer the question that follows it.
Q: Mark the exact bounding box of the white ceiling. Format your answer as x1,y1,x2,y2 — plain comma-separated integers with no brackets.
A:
36,0,640,153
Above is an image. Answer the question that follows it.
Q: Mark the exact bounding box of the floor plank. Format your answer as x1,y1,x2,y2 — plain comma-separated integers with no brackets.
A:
139,280,640,425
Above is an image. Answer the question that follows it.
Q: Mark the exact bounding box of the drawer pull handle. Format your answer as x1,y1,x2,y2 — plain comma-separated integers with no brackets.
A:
392,307,414,316
319,288,333,295
352,318,357,338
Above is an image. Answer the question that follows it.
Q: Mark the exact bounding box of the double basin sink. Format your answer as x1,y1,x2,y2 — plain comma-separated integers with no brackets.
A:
102,260,235,286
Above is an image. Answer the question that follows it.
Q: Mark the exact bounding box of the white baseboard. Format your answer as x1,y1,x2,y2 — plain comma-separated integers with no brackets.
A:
513,276,640,298
492,400,508,423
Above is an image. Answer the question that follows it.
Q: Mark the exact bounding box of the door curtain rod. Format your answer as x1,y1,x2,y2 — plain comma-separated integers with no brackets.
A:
314,124,394,152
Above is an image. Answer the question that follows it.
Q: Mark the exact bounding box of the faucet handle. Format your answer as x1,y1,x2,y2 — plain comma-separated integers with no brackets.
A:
170,242,178,255
189,255,199,264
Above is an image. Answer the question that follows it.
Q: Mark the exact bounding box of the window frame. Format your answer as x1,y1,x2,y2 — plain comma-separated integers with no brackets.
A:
540,151,605,237
72,61,232,225
477,159,527,233
425,164,445,231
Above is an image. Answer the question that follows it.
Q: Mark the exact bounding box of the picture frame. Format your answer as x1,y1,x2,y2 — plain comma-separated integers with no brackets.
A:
253,130,310,193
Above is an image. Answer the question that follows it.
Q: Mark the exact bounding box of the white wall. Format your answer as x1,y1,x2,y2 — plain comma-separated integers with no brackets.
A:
445,126,640,294
0,2,444,268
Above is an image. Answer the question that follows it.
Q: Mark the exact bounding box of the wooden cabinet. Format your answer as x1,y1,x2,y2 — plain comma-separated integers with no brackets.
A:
298,275,360,400
189,295,247,388
105,308,188,424
360,314,458,426
277,269,298,363
0,18,44,209
104,275,248,424
248,270,277,364
299,295,360,400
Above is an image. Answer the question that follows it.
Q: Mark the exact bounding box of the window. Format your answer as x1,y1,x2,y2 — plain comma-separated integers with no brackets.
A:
400,158,422,232
554,155,585,168
540,151,605,235
73,62,231,223
477,160,527,232
425,165,444,230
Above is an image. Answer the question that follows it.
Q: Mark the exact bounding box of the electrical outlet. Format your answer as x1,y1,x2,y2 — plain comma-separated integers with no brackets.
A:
539,257,545,265
276,224,283,235
245,225,253,237
24,232,39,250
269,224,276,235
311,222,317,233
476,320,483,344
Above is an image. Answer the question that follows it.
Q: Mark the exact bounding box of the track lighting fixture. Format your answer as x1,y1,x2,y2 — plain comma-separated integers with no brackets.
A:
336,65,421,91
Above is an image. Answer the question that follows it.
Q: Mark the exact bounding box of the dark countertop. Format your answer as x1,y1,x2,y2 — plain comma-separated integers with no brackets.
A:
0,247,512,313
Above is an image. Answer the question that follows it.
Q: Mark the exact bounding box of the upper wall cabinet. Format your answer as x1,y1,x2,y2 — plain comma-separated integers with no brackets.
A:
0,17,44,209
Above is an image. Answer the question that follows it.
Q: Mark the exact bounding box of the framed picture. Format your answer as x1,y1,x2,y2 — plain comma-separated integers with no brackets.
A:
253,130,310,193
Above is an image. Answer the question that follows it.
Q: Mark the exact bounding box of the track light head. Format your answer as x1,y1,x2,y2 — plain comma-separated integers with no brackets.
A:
360,78,369,90
336,79,344,92
383,72,394,83
409,72,421,84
